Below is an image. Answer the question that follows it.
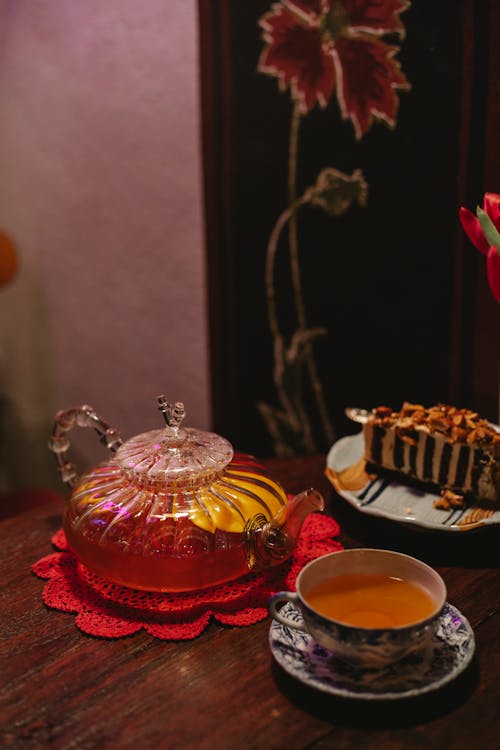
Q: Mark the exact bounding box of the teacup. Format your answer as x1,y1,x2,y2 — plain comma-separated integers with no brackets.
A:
269,548,446,668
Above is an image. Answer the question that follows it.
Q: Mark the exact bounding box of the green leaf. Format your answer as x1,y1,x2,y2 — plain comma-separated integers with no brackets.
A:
476,206,500,250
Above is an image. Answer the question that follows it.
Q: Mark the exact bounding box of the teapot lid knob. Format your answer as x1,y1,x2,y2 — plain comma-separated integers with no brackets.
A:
157,395,185,430
112,395,233,483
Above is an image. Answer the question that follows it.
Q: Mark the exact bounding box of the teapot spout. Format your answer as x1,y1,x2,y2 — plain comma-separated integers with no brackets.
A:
255,488,324,564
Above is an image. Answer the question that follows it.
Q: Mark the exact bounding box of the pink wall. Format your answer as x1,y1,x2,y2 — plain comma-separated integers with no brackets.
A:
0,1,210,487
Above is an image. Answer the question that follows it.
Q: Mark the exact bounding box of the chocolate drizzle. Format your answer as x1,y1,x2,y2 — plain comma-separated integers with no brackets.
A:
439,444,452,486
454,445,469,487
393,435,405,470
423,434,434,481
371,426,383,465
409,443,418,476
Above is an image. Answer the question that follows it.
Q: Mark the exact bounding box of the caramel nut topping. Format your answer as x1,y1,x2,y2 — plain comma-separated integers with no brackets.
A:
369,402,499,445
433,495,451,510
401,402,425,415
441,488,465,508
434,489,465,510
450,426,468,443
374,406,393,418
396,427,418,446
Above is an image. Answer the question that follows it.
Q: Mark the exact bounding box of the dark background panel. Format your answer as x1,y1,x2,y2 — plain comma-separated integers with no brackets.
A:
199,0,500,456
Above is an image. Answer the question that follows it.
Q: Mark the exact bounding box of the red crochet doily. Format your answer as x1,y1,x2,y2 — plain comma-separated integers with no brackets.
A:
32,513,342,640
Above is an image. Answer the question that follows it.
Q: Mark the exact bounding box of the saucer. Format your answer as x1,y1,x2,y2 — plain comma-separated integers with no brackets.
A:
269,602,475,700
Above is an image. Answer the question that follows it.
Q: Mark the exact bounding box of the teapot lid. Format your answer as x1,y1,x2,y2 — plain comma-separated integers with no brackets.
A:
113,396,233,484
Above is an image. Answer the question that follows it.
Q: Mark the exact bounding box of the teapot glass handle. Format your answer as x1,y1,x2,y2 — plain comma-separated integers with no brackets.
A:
48,405,123,488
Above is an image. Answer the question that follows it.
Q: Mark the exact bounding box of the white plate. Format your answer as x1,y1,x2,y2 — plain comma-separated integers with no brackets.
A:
326,433,500,532
269,602,475,700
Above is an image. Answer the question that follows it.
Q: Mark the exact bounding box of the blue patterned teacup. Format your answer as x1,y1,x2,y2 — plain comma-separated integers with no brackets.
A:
269,548,446,668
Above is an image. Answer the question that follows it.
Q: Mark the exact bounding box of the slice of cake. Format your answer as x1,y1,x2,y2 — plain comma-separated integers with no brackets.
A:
362,403,500,508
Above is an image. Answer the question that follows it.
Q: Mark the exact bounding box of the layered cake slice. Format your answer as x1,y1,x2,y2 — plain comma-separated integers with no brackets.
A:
363,403,500,508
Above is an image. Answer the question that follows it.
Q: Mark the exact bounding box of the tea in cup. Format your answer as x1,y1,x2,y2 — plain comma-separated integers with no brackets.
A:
269,548,446,668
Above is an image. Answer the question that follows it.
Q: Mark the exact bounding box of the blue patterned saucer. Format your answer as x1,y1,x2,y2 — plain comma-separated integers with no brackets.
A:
269,602,475,700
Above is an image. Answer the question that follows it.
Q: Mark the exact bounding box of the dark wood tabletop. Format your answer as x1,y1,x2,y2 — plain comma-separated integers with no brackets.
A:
1,454,499,750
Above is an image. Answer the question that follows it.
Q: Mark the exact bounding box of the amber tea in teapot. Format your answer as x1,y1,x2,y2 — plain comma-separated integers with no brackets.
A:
49,396,324,592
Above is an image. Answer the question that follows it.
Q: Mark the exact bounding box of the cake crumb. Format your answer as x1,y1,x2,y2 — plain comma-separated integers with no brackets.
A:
433,489,465,510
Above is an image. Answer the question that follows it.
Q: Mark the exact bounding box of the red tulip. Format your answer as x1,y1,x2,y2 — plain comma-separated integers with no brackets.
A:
459,192,500,302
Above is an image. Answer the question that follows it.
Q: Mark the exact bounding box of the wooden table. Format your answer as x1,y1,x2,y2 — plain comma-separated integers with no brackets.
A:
1,455,499,749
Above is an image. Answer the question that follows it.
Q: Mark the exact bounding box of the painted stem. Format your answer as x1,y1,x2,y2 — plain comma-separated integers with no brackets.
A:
265,197,308,341
287,105,335,446
265,195,313,442
288,104,305,327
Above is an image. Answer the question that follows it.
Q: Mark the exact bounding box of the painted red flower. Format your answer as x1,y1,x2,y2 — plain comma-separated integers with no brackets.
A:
258,0,411,139
459,192,500,302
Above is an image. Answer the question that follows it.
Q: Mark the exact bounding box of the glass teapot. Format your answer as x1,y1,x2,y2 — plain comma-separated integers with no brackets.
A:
49,396,324,592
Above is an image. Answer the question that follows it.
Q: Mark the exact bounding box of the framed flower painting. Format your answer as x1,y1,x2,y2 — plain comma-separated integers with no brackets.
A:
198,0,500,456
